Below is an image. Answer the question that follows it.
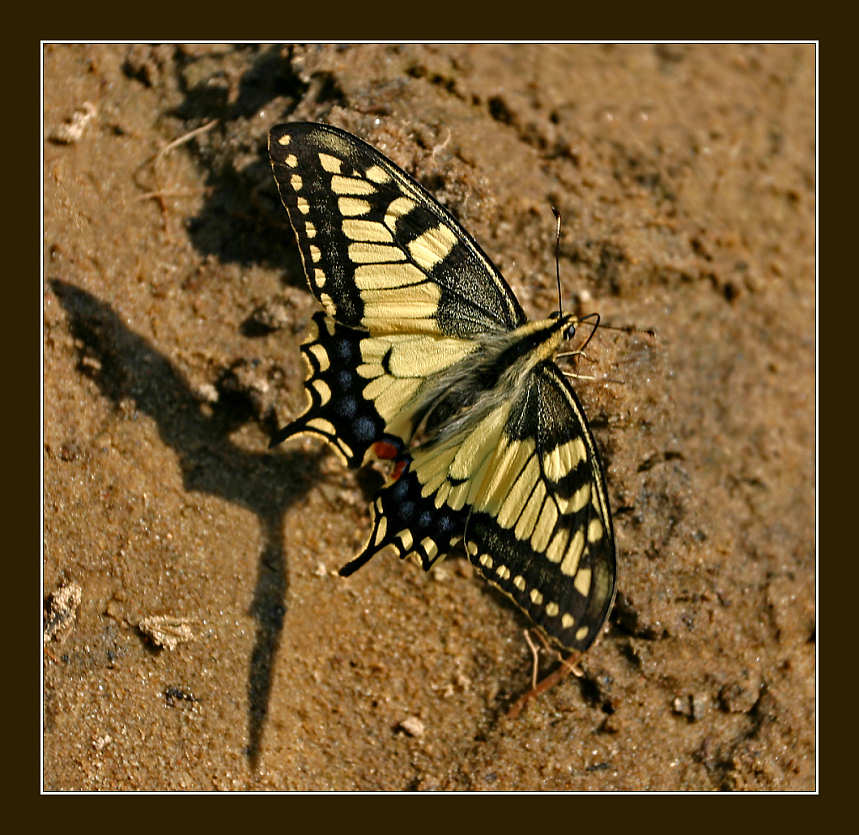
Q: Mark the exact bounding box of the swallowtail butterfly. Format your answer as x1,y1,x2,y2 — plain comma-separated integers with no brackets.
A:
268,122,615,652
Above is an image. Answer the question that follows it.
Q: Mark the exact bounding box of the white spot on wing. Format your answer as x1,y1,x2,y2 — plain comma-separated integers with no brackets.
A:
546,528,569,564
308,344,329,370
384,197,416,231
342,219,394,243
312,379,331,404
354,263,426,290
560,529,584,577
306,417,336,435
365,165,390,184
374,514,388,544
574,567,592,597
420,537,438,560
530,500,558,552
348,243,407,263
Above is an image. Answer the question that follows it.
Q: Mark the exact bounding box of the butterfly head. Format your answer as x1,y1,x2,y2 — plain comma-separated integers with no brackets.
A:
550,310,579,342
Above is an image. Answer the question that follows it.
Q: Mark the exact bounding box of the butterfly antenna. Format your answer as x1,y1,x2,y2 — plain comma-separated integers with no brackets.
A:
599,321,657,338
577,311,601,353
552,206,563,316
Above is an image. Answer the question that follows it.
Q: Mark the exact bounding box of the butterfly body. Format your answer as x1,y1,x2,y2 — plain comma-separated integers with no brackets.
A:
269,122,615,652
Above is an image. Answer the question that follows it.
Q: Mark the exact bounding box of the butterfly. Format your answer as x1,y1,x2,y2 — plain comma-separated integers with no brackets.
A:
268,122,615,653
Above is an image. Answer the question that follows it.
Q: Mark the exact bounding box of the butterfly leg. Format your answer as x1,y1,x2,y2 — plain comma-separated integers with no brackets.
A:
506,649,583,719
523,629,541,691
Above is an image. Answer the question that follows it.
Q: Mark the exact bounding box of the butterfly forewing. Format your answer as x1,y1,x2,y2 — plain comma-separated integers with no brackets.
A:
269,121,616,654
461,364,615,651
269,122,526,338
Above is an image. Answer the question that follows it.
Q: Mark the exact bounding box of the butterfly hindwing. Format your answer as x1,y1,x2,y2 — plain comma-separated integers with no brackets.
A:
269,122,526,339
275,310,484,467
340,462,466,578
271,311,403,467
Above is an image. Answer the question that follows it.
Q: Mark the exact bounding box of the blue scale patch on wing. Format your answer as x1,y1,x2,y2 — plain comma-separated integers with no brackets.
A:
270,311,402,468
268,121,526,339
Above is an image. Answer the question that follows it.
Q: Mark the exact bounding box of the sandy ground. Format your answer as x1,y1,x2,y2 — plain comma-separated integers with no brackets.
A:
43,43,815,791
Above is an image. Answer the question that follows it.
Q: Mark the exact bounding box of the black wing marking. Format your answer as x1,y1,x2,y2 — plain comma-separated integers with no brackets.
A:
269,122,526,339
338,358,616,653
273,311,483,465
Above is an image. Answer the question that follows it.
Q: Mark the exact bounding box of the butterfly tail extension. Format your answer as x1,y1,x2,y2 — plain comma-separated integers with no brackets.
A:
268,417,306,449
340,462,467,577
268,122,527,337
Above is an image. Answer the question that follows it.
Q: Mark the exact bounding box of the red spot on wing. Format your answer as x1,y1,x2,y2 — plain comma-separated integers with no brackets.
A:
373,441,399,460
373,441,407,482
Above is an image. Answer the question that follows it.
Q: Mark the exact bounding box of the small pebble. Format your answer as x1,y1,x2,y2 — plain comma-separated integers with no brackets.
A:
50,102,97,144
44,581,82,644
398,716,425,737
138,615,195,650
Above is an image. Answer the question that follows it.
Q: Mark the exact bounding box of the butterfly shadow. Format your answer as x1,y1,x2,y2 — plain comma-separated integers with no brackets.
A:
50,278,324,768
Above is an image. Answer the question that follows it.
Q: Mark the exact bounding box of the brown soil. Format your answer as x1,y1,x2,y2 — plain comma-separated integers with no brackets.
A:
43,43,815,791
